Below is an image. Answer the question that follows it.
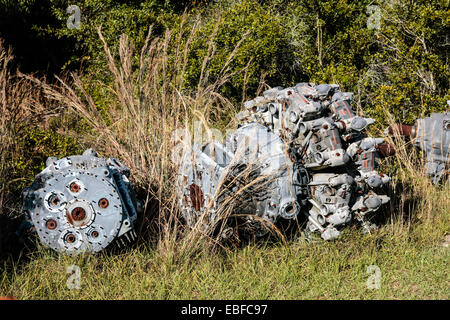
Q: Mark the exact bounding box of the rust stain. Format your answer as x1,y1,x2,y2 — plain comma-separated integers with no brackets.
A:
69,182,80,193
65,211,74,225
71,207,86,221
66,234,76,243
189,184,204,211
99,198,109,208
46,219,57,230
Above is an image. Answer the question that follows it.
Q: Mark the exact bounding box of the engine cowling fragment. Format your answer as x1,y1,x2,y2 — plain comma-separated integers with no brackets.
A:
178,83,392,241
22,149,140,254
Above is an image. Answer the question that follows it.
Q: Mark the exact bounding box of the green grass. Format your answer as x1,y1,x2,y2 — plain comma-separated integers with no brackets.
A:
1,215,448,300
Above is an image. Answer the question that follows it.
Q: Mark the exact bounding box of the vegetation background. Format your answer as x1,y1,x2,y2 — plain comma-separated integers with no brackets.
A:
0,0,448,299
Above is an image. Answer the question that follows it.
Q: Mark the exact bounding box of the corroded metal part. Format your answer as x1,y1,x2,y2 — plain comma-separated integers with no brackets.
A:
22,149,140,254
413,112,449,183
388,112,450,183
178,83,392,240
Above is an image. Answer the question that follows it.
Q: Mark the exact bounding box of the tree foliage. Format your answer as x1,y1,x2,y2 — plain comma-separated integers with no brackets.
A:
1,0,448,121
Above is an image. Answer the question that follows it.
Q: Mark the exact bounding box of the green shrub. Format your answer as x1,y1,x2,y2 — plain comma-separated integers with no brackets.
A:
175,0,305,102
5,121,82,195
8,0,448,121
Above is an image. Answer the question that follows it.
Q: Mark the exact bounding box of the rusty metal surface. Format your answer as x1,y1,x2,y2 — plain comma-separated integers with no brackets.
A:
22,149,140,254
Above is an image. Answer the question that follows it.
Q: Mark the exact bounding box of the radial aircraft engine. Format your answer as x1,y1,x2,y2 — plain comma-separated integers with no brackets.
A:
177,83,394,240
22,149,141,254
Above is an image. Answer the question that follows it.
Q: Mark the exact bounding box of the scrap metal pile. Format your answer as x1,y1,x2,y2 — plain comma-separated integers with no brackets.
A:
19,86,448,254
22,149,140,254
177,83,395,240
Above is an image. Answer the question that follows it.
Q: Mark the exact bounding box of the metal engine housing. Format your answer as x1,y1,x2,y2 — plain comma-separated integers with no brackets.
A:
23,149,139,254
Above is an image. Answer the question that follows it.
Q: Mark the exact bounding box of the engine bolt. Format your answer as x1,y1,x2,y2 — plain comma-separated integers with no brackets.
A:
66,233,76,243
69,182,81,193
98,198,109,209
46,219,57,230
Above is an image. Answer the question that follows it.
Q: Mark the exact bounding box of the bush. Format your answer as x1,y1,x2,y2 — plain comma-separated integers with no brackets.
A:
175,0,305,102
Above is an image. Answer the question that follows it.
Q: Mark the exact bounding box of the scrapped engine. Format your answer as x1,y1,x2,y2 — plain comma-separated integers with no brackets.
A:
22,85,449,253
177,83,448,240
22,149,140,254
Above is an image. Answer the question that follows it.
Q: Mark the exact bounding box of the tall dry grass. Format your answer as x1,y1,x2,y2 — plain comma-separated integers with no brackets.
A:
25,16,257,262
0,40,58,216
0,39,69,261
